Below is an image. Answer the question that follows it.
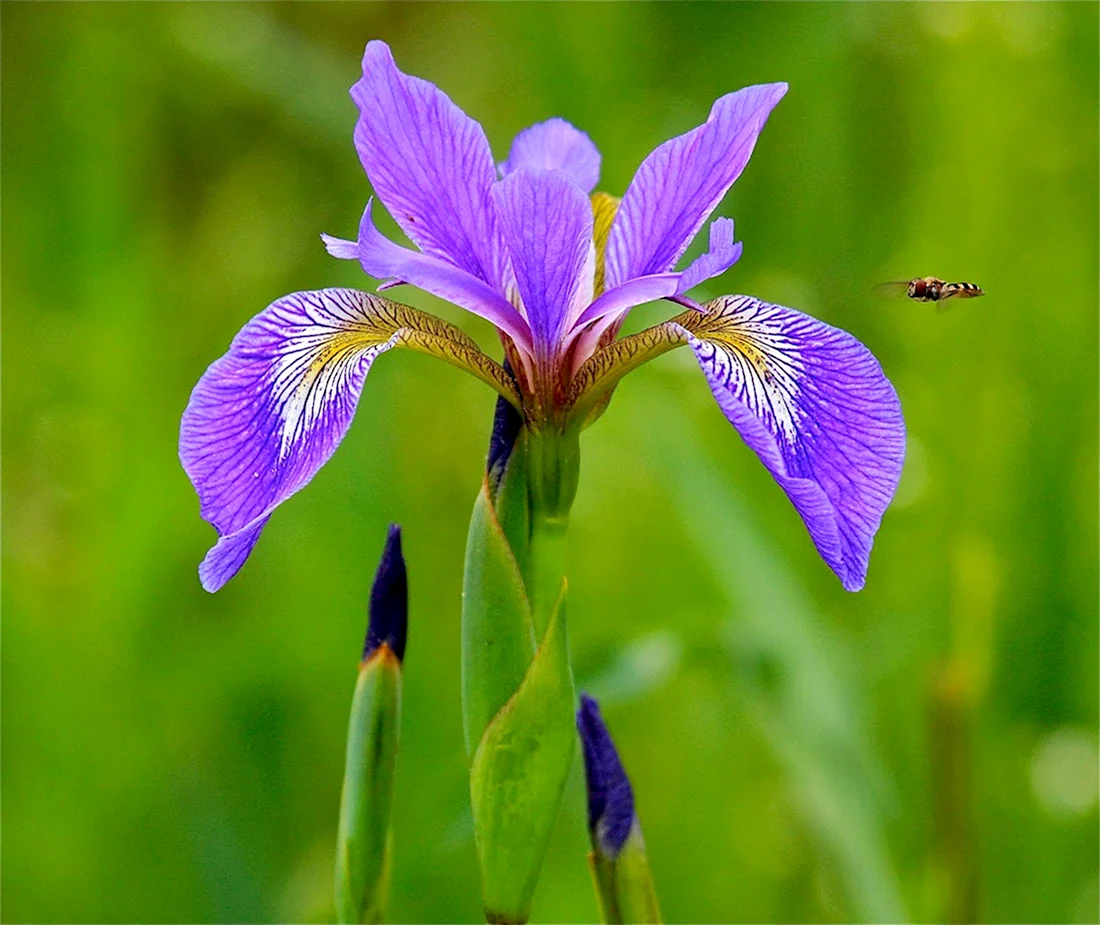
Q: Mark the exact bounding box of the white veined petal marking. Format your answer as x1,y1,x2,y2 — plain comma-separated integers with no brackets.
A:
692,296,807,446
266,290,401,460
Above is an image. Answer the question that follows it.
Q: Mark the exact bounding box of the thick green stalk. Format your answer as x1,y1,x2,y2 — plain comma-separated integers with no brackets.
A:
526,424,580,639
462,407,581,923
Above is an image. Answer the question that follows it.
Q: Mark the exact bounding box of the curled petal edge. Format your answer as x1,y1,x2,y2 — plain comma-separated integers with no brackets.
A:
573,218,742,334
324,200,533,354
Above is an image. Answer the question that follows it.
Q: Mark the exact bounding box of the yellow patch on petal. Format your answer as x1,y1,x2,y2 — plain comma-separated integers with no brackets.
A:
590,192,620,297
276,294,521,457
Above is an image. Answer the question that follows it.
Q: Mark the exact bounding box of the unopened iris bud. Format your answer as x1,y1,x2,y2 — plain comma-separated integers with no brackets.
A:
577,694,661,924
363,523,408,663
578,694,635,858
487,391,524,495
336,525,406,924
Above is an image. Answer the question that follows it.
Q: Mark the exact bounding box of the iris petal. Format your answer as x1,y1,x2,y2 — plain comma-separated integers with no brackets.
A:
676,217,743,294
605,83,787,289
682,296,905,590
180,289,405,591
493,167,594,363
353,200,532,351
572,219,742,332
500,118,602,193
351,41,509,290
181,288,519,591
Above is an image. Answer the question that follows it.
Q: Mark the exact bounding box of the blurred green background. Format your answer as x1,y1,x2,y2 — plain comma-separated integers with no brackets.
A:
3,3,1097,923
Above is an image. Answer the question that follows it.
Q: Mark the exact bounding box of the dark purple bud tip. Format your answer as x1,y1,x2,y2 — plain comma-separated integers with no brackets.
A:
577,693,635,859
363,523,407,664
487,393,523,489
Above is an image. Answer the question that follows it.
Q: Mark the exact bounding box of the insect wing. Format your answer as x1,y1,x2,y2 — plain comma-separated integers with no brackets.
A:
874,281,911,300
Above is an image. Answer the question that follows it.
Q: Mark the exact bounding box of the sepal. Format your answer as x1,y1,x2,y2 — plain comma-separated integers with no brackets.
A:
181,288,520,591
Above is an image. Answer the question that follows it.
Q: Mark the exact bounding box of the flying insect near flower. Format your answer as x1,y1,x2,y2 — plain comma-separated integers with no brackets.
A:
876,276,985,307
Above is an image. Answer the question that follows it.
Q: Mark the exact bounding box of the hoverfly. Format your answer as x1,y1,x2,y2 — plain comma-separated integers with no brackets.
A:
875,276,985,309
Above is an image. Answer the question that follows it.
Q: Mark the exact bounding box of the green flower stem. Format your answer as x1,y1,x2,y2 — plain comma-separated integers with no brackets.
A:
527,424,580,526
462,414,582,922
527,424,580,639
529,516,568,640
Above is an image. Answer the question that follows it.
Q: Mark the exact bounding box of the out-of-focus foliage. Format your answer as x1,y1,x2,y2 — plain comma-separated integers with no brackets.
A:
3,3,1096,922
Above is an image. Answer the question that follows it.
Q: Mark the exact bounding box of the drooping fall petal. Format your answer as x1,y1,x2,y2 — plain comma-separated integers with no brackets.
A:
180,288,515,591
681,295,905,590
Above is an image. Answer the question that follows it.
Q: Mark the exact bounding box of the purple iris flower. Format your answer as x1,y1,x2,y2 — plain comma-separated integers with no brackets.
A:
180,40,905,593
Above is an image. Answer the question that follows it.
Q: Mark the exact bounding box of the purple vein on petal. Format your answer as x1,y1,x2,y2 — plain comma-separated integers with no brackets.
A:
684,295,905,591
492,167,594,364
351,40,510,291
180,288,405,591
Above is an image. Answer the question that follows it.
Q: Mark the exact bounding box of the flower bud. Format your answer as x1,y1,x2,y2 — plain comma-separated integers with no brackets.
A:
363,523,407,663
577,694,635,858
487,392,524,495
577,694,661,924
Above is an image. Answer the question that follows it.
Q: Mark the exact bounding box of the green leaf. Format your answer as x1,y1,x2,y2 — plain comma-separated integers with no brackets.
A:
461,479,536,756
335,648,401,924
470,584,576,924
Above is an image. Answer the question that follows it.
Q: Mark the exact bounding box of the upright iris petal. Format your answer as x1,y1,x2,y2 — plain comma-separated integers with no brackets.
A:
493,167,595,367
500,118,601,194
351,41,508,291
605,82,788,289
